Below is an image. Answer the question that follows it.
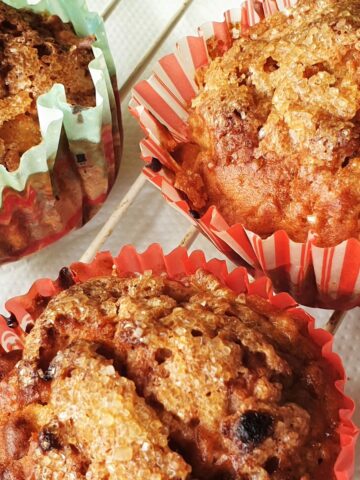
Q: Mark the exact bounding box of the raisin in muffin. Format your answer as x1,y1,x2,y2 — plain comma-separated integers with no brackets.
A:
0,1,95,171
0,270,342,479
172,0,360,247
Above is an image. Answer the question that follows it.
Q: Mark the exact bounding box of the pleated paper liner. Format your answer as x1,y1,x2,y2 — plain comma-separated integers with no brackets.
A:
0,0,122,264
129,0,360,310
0,243,357,478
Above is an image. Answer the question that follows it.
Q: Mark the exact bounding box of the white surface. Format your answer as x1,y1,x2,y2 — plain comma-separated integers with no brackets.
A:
0,0,358,475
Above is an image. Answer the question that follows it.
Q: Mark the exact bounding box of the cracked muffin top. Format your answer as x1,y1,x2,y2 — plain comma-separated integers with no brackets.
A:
0,271,342,479
0,1,95,171
171,0,360,247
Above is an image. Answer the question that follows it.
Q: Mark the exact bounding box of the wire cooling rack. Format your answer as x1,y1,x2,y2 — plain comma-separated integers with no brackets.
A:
0,0,359,473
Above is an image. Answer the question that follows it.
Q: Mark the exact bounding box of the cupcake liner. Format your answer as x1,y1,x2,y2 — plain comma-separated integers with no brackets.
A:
129,0,360,310
0,0,122,263
0,243,357,478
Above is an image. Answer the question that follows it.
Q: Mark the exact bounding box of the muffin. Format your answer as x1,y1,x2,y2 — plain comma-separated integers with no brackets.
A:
0,0,121,263
171,0,360,248
131,0,360,309
0,2,95,171
0,267,347,479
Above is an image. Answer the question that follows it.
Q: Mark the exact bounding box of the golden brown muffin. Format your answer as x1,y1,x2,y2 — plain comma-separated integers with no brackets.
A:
172,0,360,247
0,271,342,479
0,2,95,171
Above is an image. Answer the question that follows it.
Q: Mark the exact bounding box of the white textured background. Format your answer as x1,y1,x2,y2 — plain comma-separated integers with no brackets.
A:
0,0,359,475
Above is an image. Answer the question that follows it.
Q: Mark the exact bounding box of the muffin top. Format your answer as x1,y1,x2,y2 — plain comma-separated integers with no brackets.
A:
0,270,341,479
0,2,96,171
171,0,360,247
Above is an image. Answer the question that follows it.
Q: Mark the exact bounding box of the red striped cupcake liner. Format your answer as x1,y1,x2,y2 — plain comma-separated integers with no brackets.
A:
0,243,357,478
129,0,360,310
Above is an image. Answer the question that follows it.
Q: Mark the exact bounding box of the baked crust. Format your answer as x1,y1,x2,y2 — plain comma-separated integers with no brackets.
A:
0,2,95,171
173,0,360,247
0,271,341,479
